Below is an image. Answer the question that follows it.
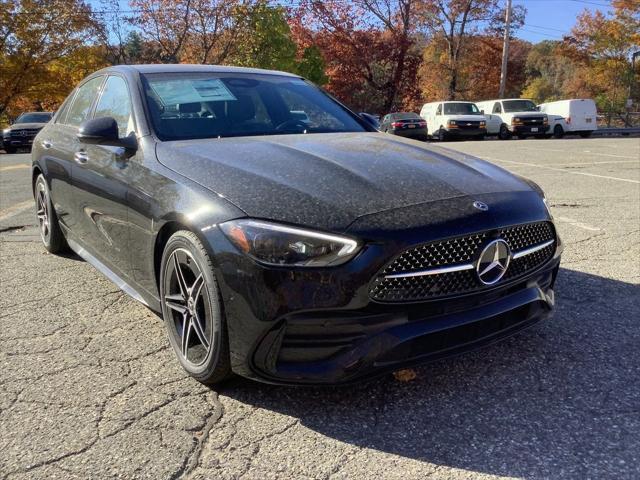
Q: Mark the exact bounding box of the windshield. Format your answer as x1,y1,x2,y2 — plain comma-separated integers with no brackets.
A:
15,112,52,123
443,103,481,115
141,73,366,140
502,100,537,113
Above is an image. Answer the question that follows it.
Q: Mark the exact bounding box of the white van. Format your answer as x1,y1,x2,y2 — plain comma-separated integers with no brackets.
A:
475,98,549,140
538,99,597,138
419,101,486,141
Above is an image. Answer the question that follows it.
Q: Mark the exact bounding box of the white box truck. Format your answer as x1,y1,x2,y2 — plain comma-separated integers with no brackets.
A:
538,99,597,138
476,98,549,140
419,101,487,141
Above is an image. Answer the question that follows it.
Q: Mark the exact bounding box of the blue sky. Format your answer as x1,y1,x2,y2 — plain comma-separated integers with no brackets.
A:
515,0,611,42
87,0,610,44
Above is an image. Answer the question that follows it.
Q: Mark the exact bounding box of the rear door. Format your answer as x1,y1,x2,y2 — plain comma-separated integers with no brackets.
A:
39,76,105,234
71,74,135,276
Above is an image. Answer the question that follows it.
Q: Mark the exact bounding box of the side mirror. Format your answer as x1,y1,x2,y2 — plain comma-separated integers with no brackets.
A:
77,117,137,152
480,109,485,114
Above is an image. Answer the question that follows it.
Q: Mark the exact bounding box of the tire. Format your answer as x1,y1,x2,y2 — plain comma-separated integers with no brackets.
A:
34,174,68,253
498,124,511,140
5,146,17,154
553,125,564,139
579,131,592,138
437,128,446,142
160,230,232,385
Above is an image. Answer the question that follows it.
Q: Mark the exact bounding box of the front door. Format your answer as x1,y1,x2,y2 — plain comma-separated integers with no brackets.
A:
71,75,134,277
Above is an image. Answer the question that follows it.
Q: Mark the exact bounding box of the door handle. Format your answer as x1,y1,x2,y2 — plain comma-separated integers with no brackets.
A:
42,140,52,149
74,151,89,164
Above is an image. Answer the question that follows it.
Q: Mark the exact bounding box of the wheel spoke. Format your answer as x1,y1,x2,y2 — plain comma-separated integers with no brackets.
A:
191,311,210,349
181,315,192,357
172,252,189,298
164,293,187,314
189,274,204,303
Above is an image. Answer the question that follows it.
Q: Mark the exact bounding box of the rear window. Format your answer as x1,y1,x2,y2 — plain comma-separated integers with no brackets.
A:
141,72,366,140
391,112,420,120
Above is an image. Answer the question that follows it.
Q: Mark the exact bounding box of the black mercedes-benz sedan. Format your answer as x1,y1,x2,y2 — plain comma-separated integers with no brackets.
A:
32,65,561,385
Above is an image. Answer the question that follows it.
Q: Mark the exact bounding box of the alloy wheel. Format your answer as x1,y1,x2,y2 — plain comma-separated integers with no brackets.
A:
163,248,213,366
36,182,50,240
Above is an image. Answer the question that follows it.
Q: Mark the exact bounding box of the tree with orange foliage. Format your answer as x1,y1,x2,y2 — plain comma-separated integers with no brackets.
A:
0,0,102,121
567,0,639,123
292,0,423,113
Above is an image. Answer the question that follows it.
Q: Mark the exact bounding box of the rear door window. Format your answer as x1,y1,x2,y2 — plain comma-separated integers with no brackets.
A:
65,76,105,127
492,102,502,114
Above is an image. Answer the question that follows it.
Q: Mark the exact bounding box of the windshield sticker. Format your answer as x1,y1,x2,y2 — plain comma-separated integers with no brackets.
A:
150,78,237,106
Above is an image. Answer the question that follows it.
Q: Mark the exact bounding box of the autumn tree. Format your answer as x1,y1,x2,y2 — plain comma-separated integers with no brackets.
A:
0,0,103,120
129,0,250,64
564,1,639,124
230,1,327,84
418,0,525,100
293,0,424,113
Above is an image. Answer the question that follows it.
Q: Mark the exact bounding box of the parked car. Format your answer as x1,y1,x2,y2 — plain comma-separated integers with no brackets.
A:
544,114,569,139
359,112,380,129
476,99,549,140
538,99,597,138
380,112,428,140
419,101,487,141
32,64,561,385
2,111,53,153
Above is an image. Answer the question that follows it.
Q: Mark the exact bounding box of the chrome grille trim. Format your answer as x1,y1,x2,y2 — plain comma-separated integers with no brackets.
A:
383,239,555,279
512,239,555,259
384,263,474,279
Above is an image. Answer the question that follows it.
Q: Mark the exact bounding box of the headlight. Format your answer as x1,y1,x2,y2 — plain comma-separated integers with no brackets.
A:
220,219,361,267
480,121,486,127
512,117,522,124
448,120,457,126
2,128,10,134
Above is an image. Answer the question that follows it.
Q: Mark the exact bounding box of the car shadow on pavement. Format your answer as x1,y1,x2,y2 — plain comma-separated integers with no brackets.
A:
218,267,640,479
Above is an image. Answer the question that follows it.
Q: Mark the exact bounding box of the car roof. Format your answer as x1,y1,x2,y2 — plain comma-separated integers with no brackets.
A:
95,64,301,78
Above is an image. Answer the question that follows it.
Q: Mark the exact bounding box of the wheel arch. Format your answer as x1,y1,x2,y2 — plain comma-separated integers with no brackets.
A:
31,165,43,196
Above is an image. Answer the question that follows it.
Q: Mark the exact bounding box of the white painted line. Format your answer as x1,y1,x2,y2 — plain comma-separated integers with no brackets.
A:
520,146,639,159
0,200,33,222
483,157,640,184
554,216,601,232
0,164,30,172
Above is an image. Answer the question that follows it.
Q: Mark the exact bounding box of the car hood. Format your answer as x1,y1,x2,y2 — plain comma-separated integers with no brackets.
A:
156,132,534,231
7,122,48,129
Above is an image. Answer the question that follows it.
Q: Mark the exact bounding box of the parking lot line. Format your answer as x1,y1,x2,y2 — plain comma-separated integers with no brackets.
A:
0,164,30,172
519,146,639,160
554,216,602,232
482,157,640,184
0,200,33,222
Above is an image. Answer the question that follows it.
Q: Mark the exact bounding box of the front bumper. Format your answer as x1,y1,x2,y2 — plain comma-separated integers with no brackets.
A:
2,135,35,148
511,125,550,136
443,128,487,138
208,194,562,385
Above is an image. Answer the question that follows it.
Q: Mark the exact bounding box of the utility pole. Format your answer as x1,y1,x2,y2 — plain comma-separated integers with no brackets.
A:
499,0,512,98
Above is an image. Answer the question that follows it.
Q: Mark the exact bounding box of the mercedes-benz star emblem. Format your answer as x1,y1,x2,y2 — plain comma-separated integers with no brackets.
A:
473,201,489,211
476,239,511,285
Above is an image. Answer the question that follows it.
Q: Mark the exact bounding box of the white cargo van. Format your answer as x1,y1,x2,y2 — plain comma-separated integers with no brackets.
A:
476,98,549,140
419,101,487,141
538,99,597,138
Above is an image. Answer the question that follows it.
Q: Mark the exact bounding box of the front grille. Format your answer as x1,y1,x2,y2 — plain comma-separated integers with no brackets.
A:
9,128,39,138
458,121,481,130
370,222,556,303
522,117,544,126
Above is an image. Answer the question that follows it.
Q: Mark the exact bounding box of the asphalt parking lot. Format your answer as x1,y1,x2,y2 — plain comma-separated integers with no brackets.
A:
1,137,639,479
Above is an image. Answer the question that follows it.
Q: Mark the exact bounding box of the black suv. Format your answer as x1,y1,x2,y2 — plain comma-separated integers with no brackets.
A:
2,112,53,153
